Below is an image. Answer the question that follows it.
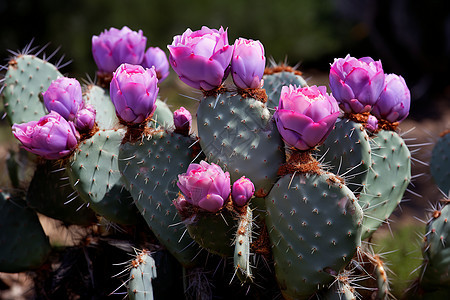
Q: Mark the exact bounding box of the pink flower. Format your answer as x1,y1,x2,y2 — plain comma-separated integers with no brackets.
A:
173,107,192,135
274,85,339,150
167,26,233,90
12,111,79,160
177,161,231,212
110,64,159,124
42,77,83,122
231,38,265,89
231,176,255,206
92,26,147,73
372,74,410,123
74,103,96,131
329,54,385,114
142,47,170,82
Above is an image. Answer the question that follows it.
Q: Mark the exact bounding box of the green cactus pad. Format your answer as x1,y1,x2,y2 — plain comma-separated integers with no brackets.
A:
316,119,371,197
430,132,450,195
263,69,307,114
185,209,236,257
153,98,174,129
118,130,199,267
265,172,363,299
421,204,450,289
67,128,139,225
27,161,97,225
321,273,356,300
0,191,51,273
82,84,119,129
128,250,157,300
234,205,253,283
2,54,62,125
359,130,411,240
197,90,285,197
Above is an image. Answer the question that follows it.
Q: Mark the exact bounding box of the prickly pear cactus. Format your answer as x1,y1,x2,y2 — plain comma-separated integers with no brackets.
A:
2,54,62,125
67,128,139,225
316,119,371,196
119,130,200,267
265,172,363,299
430,131,450,195
0,191,51,273
421,203,450,289
128,250,157,300
234,205,253,283
359,130,411,239
197,90,284,197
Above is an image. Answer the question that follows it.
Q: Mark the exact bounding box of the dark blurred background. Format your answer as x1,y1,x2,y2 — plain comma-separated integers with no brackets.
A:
1,0,449,121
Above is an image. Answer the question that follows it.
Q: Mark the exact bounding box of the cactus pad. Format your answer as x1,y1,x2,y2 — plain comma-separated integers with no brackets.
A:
430,132,450,195
82,84,119,129
359,130,411,239
128,250,157,300
265,172,363,299
2,54,62,125
119,130,199,267
197,91,285,197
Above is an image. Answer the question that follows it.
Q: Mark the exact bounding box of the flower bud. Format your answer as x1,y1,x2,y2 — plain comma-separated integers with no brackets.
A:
177,161,231,212
168,26,233,90
92,26,147,73
372,74,410,123
142,47,170,83
173,107,192,135
231,176,255,206
12,111,79,160
42,77,83,121
329,54,385,114
274,85,339,151
74,103,96,131
366,115,378,133
110,63,159,124
231,38,265,89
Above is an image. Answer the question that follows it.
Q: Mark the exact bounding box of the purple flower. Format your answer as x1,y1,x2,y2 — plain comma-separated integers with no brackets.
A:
110,63,159,124
167,26,233,90
12,111,79,160
329,54,385,114
74,103,96,131
372,74,410,123
274,85,340,151
231,38,265,89
231,176,255,206
92,26,147,73
173,107,192,134
177,161,231,212
366,115,378,133
42,77,83,122
142,47,170,83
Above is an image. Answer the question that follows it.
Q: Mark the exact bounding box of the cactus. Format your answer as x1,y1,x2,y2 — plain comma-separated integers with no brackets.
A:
430,131,450,195
265,171,363,299
233,205,253,283
2,54,63,125
128,250,157,300
196,89,285,197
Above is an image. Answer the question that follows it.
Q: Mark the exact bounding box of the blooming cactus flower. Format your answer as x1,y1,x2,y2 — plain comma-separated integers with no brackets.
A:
42,77,83,122
12,111,79,160
329,54,385,114
274,85,340,151
231,38,265,89
173,106,192,134
74,103,96,131
177,161,231,212
231,176,255,207
142,47,170,82
372,74,410,123
92,26,147,73
167,26,233,90
110,63,159,124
